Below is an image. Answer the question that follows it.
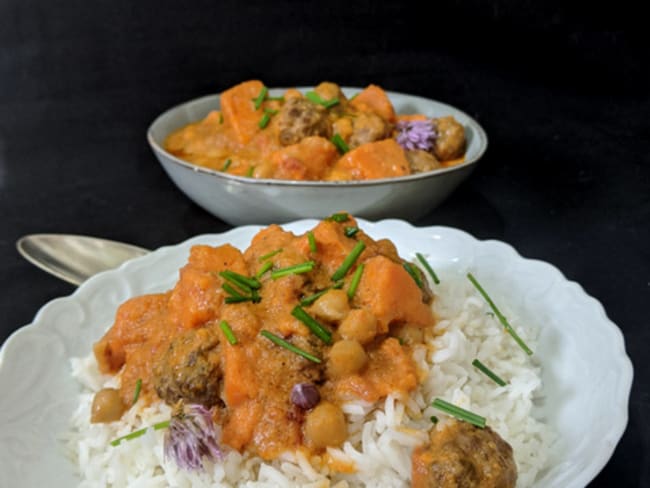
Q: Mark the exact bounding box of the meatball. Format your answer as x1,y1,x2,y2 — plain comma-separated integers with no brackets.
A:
277,97,331,146
348,112,392,149
432,116,466,161
152,326,222,407
412,420,517,488
406,149,441,173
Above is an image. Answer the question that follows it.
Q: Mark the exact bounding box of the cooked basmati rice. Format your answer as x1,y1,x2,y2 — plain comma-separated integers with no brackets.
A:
64,273,554,487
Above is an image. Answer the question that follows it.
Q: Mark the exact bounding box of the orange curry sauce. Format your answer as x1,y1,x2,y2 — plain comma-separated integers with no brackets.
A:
93,216,436,460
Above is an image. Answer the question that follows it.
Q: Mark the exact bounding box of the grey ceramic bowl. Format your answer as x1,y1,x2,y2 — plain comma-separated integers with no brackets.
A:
147,88,487,225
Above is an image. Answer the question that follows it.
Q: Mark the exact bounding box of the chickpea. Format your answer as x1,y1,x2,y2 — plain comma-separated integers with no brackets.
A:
327,339,368,378
393,323,424,346
310,289,349,323
339,309,378,344
303,401,347,449
91,388,126,423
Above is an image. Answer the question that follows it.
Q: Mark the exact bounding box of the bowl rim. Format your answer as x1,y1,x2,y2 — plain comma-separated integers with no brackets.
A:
146,87,488,188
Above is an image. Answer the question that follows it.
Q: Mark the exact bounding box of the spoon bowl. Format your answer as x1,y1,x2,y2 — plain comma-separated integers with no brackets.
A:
16,234,149,286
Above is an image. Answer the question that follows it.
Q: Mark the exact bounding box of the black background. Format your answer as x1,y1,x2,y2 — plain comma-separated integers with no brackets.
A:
1,1,648,486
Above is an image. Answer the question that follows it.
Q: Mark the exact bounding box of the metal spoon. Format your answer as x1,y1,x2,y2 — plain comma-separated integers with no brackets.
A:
16,234,150,286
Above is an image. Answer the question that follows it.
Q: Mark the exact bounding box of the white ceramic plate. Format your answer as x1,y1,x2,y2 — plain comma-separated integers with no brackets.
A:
0,219,632,487
147,88,488,225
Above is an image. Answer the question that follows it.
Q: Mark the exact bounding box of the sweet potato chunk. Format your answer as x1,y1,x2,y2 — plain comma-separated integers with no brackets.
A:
327,139,411,181
350,84,397,123
220,80,265,144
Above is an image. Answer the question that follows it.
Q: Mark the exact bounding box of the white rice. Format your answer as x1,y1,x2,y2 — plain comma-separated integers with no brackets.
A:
64,273,554,487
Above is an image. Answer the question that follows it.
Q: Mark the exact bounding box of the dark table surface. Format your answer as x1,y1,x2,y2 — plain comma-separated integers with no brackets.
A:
1,1,648,486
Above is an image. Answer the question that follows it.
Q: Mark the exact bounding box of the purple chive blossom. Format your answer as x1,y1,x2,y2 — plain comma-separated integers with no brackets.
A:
290,383,320,410
164,404,223,471
396,120,437,152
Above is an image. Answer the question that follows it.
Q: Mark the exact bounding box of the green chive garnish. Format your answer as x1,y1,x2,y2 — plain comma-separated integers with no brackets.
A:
246,166,255,177
403,262,424,289
430,415,439,424
348,92,359,101
256,260,273,278
415,252,440,285
472,359,507,386
260,330,322,363
219,320,237,345
291,306,332,344
271,261,315,279
220,270,261,290
307,231,317,252
328,212,350,223
219,113,224,124
333,280,344,289
266,95,285,102
110,420,171,447
259,248,283,261
305,91,339,108
347,263,364,299
331,133,349,154
331,241,366,281
223,282,247,298
225,296,254,304
431,398,486,428
253,86,268,110
467,273,533,356
132,378,142,405
258,112,271,129
344,226,359,238
221,159,232,172
299,288,329,306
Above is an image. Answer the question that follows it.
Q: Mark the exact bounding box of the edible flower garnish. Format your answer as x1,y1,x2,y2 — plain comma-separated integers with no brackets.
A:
291,383,320,409
164,403,223,471
396,120,436,152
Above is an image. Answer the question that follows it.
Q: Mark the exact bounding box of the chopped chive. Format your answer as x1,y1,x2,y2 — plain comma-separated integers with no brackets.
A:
331,241,366,281
219,113,224,124
221,159,232,172
271,261,315,279
264,108,278,115
291,306,332,344
344,226,359,238
260,330,321,363
333,280,344,289
259,248,283,261
220,270,261,290
472,359,507,387
256,260,273,278
415,252,440,285
266,95,285,102
258,112,271,129
132,378,142,406
331,133,349,154
348,92,359,101
225,296,254,304
347,263,364,299
110,420,171,447
219,320,238,345
253,86,268,110
246,166,255,177
328,212,350,223
305,91,339,109
299,288,330,306
403,262,424,289
430,415,439,424
307,231,317,252
431,398,486,428
223,282,247,298
467,273,533,356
